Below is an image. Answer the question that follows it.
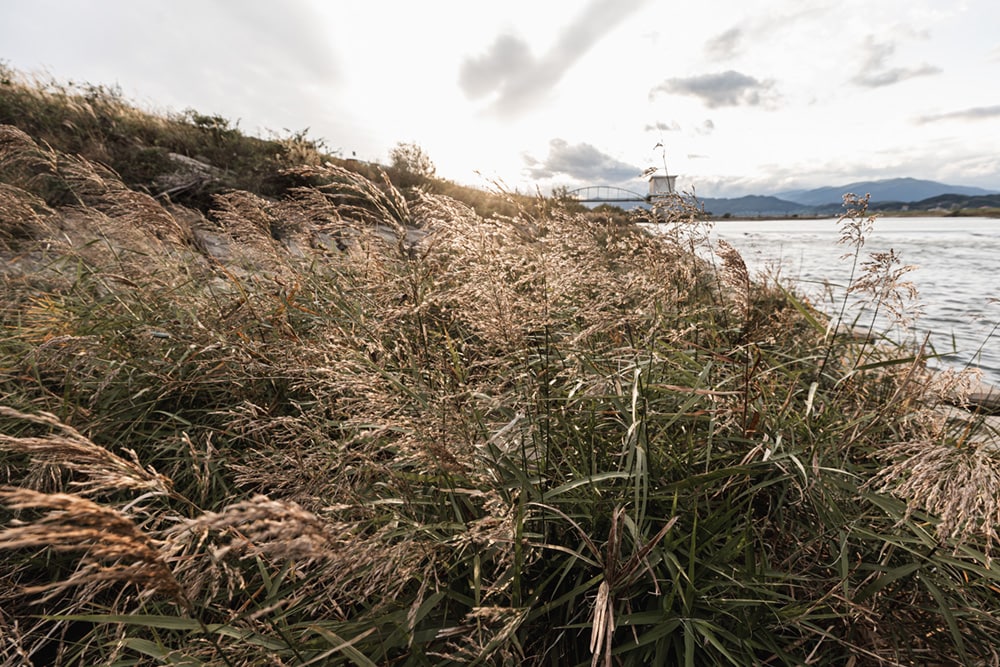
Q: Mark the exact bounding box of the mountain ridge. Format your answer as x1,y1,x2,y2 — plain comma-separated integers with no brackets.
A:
693,177,1000,217
775,177,997,207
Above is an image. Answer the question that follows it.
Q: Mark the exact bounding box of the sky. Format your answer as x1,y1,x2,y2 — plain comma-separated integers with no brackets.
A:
2,0,999,198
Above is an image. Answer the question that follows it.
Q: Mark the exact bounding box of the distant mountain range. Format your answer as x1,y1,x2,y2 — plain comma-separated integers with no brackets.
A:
776,178,997,207
699,178,1000,217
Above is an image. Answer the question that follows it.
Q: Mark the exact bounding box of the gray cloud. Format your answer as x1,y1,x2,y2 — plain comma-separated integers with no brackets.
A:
649,71,775,108
643,119,713,134
852,36,940,88
158,0,340,97
704,27,744,61
703,6,833,63
523,139,643,183
854,64,940,88
916,105,1000,124
459,0,651,116
644,120,681,132
0,0,340,134
458,35,533,100
91,1,338,83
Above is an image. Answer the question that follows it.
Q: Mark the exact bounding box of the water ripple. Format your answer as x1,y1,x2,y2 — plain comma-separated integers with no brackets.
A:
709,217,1000,384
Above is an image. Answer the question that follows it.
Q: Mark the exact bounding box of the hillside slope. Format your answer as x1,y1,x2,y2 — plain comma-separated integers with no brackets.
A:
0,65,526,218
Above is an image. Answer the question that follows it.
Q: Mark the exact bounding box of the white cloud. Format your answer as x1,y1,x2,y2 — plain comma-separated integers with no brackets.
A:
916,105,1000,124
650,71,777,109
458,0,651,116
704,27,744,61
644,121,681,132
523,139,642,184
851,36,941,88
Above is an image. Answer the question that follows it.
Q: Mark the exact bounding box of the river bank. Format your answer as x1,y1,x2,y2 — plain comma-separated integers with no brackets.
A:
708,215,1000,385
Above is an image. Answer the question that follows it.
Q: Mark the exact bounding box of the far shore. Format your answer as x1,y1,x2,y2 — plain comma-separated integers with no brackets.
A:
707,208,1000,221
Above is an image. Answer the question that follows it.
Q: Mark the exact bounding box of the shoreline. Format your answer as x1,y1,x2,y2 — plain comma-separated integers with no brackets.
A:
706,208,1000,222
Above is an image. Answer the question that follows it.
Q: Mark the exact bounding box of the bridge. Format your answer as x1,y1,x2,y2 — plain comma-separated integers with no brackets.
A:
566,176,677,205
566,185,650,204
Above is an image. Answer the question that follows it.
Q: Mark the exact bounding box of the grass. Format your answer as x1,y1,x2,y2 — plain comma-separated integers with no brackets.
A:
0,63,531,220
3,74,1000,665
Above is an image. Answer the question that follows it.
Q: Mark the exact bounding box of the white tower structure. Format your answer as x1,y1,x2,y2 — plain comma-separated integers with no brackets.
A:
648,174,677,197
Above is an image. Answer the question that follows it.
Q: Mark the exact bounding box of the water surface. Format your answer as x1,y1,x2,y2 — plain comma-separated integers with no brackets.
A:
705,217,1000,384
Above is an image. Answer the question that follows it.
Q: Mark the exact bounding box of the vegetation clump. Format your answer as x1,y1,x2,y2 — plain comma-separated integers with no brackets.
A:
2,73,1000,666
0,64,528,219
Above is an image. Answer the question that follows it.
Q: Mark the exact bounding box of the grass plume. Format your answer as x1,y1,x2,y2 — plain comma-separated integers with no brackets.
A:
0,407,171,497
2,71,1000,665
0,487,182,602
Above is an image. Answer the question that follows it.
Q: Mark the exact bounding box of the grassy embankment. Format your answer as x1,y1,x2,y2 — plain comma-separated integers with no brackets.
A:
4,69,1000,666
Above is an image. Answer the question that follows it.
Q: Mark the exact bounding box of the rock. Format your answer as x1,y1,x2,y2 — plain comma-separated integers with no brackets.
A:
154,153,222,198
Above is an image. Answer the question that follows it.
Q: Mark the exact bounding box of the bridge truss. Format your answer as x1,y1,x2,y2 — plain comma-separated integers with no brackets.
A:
566,185,649,204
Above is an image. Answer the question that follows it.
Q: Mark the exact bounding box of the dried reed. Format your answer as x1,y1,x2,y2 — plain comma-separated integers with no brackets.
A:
3,90,1000,665
0,487,182,602
0,407,171,497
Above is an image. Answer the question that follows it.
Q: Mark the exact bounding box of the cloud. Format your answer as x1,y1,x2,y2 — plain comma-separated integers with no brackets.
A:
118,1,339,85
643,119,713,134
0,0,340,133
703,6,832,63
854,64,941,88
704,27,743,61
852,36,940,88
459,0,651,116
222,0,340,81
644,120,681,132
458,35,533,100
523,139,643,183
649,71,775,108
916,105,1000,124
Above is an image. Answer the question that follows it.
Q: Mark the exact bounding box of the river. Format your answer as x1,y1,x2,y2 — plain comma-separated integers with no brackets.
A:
702,216,1000,384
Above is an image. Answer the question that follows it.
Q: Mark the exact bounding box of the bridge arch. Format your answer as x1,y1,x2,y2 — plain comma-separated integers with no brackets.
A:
566,185,649,204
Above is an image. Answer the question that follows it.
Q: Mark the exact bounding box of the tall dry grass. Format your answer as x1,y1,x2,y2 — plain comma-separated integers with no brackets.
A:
3,124,1000,665
0,63,532,219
